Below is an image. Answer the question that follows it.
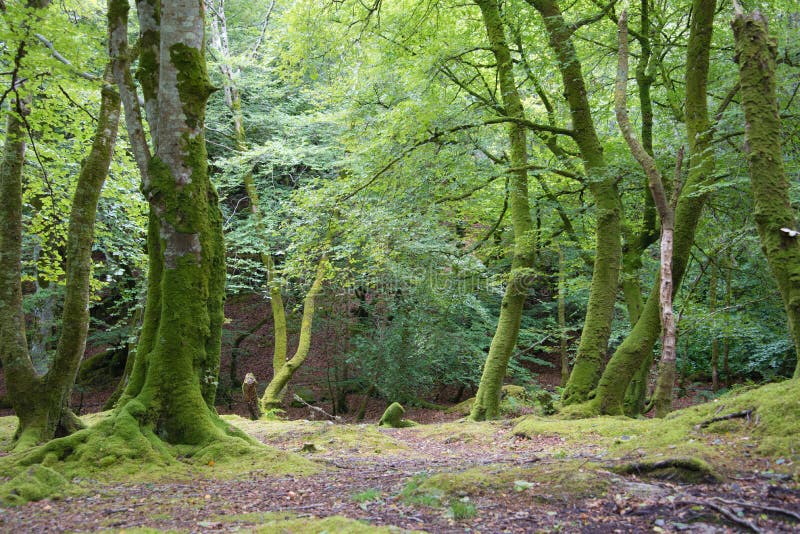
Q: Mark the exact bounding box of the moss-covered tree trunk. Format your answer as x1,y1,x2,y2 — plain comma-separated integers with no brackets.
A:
526,0,621,405
0,0,119,450
261,259,327,411
108,0,237,445
733,6,800,378
589,0,718,416
469,0,537,421
0,0,121,448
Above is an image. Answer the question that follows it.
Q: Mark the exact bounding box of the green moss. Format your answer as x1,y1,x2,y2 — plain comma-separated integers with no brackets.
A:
253,515,414,533
450,385,538,417
216,511,418,533
515,380,800,478
378,402,417,428
169,43,215,130
222,416,407,455
0,464,68,505
413,461,612,503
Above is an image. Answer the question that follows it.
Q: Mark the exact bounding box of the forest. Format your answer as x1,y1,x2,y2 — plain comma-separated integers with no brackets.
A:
0,0,799,531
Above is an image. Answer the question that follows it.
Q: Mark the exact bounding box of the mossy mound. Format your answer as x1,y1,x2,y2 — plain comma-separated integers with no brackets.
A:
0,464,68,505
408,461,613,504
514,379,800,479
0,409,319,505
408,419,507,445
378,403,417,428
224,415,408,455
217,511,416,533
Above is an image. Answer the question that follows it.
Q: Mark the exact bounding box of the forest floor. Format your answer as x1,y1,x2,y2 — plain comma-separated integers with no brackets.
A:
1,384,799,534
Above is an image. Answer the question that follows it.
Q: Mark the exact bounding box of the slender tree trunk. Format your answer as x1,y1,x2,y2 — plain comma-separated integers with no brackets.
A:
0,7,120,450
261,259,328,410
469,0,537,421
526,0,621,406
592,0,718,415
710,264,719,391
732,5,800,378
723,255,732,385
558,245,569,386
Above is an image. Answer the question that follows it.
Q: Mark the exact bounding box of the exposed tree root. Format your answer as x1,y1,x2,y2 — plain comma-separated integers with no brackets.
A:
695,409,753,429
612,457,721,484
678,499,764,533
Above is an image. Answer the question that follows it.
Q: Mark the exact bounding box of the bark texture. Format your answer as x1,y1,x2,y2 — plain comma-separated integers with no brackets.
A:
591,0,718,416
0,10,120,449
526,0,621,405
732,7,800,378
469,0,537,421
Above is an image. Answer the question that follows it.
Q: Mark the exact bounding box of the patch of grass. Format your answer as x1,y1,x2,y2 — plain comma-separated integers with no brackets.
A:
515,379,800,479
399,474,443,507
417,461,612,503
447,497,477,520
251,514,418,533
352,488,382,503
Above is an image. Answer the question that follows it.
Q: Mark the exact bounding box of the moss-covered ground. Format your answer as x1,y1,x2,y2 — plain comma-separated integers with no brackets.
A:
1,380,798,532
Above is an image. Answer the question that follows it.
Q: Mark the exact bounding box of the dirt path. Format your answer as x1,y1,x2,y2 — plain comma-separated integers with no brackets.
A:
1,417,798,533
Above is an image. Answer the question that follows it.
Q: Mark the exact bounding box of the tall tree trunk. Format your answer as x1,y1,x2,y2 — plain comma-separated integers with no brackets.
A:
615,10,682,418
732,5,800,379
558,245,569,386
469,0,537,421
0,73,120,449
592,0,718,415
710,263,719,391
526,0,621,405
0,0,121,449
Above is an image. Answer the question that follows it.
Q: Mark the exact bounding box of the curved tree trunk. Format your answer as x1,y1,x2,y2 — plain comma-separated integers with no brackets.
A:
0,6,121,450
732,5,800,378
261,259,328,411
469,0,537,421
526,0,621,406
592,0,718,415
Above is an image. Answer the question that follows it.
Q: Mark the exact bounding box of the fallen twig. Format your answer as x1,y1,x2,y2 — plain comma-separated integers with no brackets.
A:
711,497,800,522
678,499,764,533
293,394,341,422
696,409,752,429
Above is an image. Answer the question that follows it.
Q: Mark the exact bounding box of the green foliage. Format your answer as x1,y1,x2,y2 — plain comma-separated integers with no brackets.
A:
447,497,477,521
351,488,382,503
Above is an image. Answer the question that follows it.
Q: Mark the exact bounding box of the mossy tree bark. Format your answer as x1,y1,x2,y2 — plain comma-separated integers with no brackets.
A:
99,0,252,452
0,0,121,449
619,0,661,416
525,0,621,405
591,0,718,416
469,0,537,421
615,11,683,418
732,6,800,379
0,77,120,448
260,259,328,411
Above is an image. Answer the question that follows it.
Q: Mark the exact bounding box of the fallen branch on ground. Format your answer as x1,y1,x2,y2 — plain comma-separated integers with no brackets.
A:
293,394,341,422
678,499,763,533
696,409,753,429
